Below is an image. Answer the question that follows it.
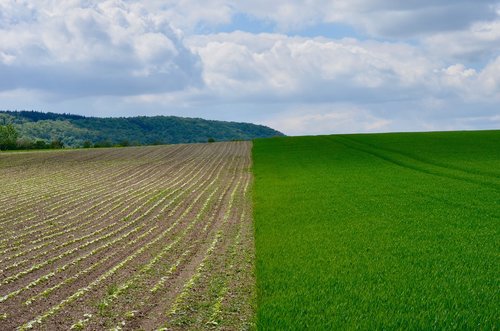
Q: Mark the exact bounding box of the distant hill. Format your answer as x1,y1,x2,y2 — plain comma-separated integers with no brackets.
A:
0,110,284,148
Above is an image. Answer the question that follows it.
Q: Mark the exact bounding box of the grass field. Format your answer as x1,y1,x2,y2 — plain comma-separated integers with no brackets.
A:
0,142,254,330
253,130,500,330
1,130,498,330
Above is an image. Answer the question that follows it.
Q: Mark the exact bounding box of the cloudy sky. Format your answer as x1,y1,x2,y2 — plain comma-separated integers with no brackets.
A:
1,1,499,135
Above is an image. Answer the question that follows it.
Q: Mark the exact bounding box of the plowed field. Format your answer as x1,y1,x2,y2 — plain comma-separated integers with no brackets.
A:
0,142,254,330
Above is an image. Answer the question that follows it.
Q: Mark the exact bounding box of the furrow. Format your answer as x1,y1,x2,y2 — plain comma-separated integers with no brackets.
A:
15,145,232,330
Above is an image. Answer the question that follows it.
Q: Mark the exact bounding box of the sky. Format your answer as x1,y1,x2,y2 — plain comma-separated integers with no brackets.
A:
1,1,499,135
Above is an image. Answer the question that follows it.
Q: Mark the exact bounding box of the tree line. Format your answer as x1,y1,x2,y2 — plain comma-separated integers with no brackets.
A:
0,124,65,150
0,124,155,151
0,110,284,150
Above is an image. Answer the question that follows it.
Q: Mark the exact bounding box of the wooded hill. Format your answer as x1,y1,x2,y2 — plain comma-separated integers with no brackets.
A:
0,111,284,148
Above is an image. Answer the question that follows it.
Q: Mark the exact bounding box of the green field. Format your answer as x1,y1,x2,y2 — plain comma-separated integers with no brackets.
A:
253,130,500,330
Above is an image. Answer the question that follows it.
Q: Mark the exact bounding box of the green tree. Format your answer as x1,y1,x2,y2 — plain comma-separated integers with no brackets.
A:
34,140,50,149
0,124,19,150
118,139,130,147
50,138,64,149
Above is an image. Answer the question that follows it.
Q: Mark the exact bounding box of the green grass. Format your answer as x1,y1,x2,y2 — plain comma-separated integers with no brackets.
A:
253,130,500,330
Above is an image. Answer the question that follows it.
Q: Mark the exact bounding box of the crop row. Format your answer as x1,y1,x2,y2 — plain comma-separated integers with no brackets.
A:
1,142,253,330
0,145,188,238
158,170,251,330
90,148,247,330
0,144,210,267
1,144,226,292
17,144,235,329
1,144,191,231
0,146,176,222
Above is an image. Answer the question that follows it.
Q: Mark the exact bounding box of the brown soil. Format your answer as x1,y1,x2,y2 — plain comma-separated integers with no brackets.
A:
0,142,254,331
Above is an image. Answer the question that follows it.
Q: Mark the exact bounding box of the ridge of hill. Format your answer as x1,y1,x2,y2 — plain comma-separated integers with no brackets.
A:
0,110,284,148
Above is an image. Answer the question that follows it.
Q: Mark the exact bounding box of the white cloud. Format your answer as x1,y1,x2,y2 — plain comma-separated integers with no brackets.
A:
0,0,499,135
144,0,499,37
434,57,500,101
264,104,393,135
477,56,500,97
140,0,234,30
440,64,478,91
423,19,500,64
187,32,438,103
0,0,202,97
335,0,499,38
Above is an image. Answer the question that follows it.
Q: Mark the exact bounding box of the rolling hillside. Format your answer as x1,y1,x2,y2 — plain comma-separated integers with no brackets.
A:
0,110,283,148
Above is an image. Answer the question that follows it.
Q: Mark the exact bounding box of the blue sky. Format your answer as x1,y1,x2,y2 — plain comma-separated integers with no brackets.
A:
1,1,499,135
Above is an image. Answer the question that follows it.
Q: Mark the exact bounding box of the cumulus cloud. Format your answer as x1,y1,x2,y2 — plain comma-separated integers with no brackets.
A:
188,32,438,102
0,0,202,97
435,56,500,102
150,0,499,37
1,0,499,135
476,56,500,97
183,30,500,134
423,19,500,64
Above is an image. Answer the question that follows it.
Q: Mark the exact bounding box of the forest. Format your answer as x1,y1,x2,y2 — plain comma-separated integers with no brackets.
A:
0,111,283,150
